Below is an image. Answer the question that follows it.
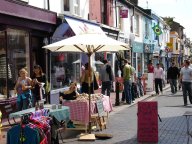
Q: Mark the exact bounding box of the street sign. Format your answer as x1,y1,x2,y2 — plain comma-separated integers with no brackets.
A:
166,43,173,47
120,9,128,18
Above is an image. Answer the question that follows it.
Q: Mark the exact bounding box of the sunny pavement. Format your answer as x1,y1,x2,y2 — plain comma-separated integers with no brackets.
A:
62,85,192,144
1,85,192,144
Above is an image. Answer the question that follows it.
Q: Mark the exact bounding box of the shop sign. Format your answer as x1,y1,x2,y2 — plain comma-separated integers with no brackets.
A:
166,43,173,52
144,44,153,53
120,9,128,18
132,42,143,53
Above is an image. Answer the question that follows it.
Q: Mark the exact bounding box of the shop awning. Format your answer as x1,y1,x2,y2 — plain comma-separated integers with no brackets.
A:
52,15,105,42
65,16,105,35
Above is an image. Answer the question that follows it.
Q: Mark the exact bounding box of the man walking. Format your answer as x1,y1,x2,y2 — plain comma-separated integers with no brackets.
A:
154,63,164,95
167,62,180,94
100,59,114,97
179,60,192,106
123,59,133,104
121,61,136,103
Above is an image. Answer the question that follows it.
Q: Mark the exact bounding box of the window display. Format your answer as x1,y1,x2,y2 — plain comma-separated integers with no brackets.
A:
50,52,80,89
0,28,30,99
137,53,143,77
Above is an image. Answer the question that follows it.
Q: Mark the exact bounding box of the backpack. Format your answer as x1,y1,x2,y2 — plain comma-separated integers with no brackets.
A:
106,65,112,81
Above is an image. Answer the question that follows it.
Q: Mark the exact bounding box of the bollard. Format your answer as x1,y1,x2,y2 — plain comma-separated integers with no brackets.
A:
115,81,120,106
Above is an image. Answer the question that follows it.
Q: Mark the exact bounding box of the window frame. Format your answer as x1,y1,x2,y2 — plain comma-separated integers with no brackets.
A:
134,14,140,36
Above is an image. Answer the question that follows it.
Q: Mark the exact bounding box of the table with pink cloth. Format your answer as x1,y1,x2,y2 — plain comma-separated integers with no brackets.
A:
63,95,112,124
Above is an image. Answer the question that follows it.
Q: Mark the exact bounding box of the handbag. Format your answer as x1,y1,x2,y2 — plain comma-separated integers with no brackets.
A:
93,73,99,90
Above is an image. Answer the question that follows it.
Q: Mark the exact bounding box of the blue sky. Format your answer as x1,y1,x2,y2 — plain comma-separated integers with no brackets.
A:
138,0,192,39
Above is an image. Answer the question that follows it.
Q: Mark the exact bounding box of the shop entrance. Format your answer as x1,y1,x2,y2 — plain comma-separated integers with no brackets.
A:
31,36,46,73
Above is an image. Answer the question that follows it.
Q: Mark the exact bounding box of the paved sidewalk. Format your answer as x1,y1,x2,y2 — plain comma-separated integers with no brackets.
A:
2,84,191,144
61,85,191,144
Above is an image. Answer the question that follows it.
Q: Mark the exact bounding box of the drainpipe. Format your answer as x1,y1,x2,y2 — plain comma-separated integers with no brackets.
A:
47,0,50,10
46,0,50,103
115,0,118,28
130,6,135,66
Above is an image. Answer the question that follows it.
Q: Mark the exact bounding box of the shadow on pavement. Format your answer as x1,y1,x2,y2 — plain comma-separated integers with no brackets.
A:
114,137,137,144
112,116,189,144
165,105,192,108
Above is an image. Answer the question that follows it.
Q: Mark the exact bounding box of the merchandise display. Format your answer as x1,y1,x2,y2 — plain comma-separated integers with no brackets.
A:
76,93,104,102
7,112,51,144
0,55,12,79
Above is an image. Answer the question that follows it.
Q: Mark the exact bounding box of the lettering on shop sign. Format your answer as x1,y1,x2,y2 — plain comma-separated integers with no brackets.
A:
96,99,105,117
137,101,158,143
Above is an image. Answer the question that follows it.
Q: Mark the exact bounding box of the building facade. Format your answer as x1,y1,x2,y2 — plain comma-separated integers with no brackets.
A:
0,0,57,116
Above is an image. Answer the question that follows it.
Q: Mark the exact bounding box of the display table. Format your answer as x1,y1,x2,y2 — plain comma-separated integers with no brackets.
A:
9,105,70,122
63,95,112,125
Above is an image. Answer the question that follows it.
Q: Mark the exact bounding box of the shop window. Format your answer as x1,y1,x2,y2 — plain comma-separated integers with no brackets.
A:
0,31,6,98
74,0,80,15
145,20,149,39
176,42,178,50
133,52,136,70
134,14,140,36
0,29,29,99
137,53,142,77
64,0,70,11
50,52,80,90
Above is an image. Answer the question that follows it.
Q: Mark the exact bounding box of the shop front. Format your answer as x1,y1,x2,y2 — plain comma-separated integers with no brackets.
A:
50,15,106,104
143,43,153,73
0,0,56,117
100,24,120,78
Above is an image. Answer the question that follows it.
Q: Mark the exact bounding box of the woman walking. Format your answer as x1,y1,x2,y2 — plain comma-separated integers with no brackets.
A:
15,68,32,110
31,65,47,106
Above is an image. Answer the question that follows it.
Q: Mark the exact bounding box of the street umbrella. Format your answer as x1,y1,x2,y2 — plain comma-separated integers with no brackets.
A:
73,59,104,65
43,33,129,139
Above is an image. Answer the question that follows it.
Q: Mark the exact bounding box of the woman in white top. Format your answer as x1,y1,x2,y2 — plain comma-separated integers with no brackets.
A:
154,63,164,95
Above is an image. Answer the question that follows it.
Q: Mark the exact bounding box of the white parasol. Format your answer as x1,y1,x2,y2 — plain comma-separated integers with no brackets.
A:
43,33,129,136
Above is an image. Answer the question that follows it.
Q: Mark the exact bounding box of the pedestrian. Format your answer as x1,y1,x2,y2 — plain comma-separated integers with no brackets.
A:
154,63,164,95
123,59,133,104
147,60,154,73
128,61,137,102
179,60,192,106
121,61,137,103
31,65,47,106
59,82,79,103
160,63,166,88
15,68,32,110
190,59,192,69
100,59,114,97
80,63,94,94
167,62,180,94
178,62,184,90
117,66,122,78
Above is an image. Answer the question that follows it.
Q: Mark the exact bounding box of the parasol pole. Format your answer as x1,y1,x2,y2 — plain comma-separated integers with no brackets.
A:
88,52,92,134
78,48,95,141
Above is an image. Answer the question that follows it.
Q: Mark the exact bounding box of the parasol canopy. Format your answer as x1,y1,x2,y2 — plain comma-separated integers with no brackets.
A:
43,33,129,53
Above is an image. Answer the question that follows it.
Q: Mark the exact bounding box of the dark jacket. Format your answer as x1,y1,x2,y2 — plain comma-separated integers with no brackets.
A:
167,66,179,79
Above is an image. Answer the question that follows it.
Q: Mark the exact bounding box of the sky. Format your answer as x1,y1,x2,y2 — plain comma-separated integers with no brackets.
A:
138,0,192,39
